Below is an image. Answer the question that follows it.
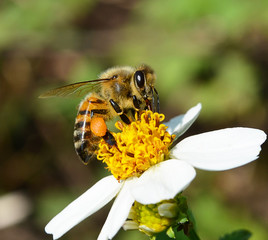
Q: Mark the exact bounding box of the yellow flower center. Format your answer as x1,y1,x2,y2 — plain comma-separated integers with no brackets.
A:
97,111,175,180
130,202,175,236
123,195,189,236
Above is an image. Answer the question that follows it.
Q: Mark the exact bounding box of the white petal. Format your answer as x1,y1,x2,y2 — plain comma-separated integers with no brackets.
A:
45,176,121,239
171,128,267,171
165,103,202,140
130,160,196,205
98,180,135,240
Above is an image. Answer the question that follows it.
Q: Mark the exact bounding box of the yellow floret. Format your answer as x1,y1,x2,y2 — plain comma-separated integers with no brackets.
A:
97,111,175,180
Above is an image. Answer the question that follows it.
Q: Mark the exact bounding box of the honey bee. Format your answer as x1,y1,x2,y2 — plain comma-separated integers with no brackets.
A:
40,64,159,164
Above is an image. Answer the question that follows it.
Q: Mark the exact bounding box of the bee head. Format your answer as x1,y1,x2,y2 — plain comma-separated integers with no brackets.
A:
134,65,159,112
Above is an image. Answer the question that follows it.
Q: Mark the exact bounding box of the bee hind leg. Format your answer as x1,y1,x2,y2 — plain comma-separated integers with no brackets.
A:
90,111,117,147
103,131,116,146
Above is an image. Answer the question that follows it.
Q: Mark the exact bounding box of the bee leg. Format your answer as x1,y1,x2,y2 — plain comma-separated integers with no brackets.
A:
132,95,142,119
154,88,160,113
89,109,117,147
109,99,131,125
132,95,140,110
103,131,116,146
130,109,136,120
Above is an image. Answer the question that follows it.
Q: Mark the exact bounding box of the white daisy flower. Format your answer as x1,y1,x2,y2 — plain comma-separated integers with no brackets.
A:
45,103,266,240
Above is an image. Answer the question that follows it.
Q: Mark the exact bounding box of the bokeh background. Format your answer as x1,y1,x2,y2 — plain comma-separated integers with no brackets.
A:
0,0,267,239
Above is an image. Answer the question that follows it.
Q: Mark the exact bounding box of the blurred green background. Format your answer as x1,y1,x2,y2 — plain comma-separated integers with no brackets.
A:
0,0,267,239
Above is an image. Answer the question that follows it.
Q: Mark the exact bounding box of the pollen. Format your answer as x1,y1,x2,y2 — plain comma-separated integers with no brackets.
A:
91,117,107,137
97,111,175,180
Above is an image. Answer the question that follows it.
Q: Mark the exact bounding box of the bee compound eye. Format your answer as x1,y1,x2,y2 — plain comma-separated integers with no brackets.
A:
134,70,145,88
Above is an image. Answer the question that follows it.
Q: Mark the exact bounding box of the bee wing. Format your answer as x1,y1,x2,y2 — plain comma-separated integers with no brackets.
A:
39,78,112,98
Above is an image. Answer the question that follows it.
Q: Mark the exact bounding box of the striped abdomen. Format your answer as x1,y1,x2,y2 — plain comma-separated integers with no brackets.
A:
74,96,109,164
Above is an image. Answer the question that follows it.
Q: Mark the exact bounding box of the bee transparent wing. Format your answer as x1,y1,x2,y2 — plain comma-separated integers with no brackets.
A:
39,78,111,98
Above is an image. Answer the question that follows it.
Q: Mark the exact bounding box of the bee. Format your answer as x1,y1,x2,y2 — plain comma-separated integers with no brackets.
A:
39,64,159,164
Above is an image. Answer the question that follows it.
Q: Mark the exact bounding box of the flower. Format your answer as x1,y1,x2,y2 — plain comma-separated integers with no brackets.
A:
123,194,189,237
45,103,266,240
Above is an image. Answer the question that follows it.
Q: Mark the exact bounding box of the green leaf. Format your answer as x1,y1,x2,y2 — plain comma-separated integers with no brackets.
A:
219,230,252,240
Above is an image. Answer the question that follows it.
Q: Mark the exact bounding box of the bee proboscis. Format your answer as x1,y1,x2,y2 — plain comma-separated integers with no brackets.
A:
40,64,159,164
